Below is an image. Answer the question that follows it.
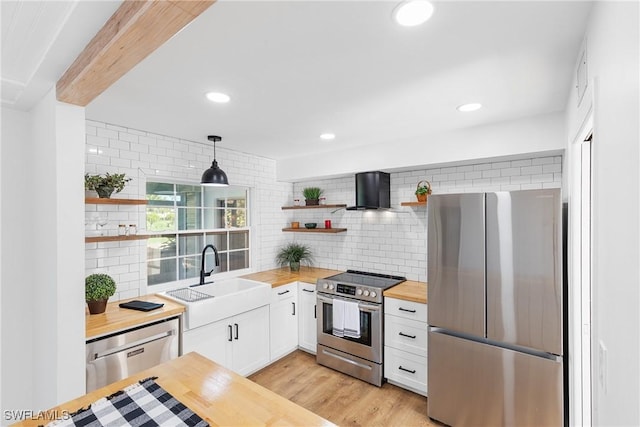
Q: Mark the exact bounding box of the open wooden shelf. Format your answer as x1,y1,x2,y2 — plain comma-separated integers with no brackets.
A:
85,197,148,205
400,201,427,207
281,204,346,210
282,227,347,233
85,234,149,243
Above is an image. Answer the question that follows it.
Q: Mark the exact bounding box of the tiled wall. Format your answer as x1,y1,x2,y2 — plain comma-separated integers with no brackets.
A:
84,120,562,295
84,121,291,300
289,156,562,282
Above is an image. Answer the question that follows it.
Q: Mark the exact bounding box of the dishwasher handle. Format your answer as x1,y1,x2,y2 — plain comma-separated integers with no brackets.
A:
92,330,174,360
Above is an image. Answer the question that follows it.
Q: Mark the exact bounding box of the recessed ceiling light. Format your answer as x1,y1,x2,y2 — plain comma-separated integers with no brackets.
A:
457,103,483,112
205,92,230,103
393,1,434,27
320,133,336,140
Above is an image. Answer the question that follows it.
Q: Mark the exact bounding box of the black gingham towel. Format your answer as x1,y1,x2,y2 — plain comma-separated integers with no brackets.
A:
45,377,208,427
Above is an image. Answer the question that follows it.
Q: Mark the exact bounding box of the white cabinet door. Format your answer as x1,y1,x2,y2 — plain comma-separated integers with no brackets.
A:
183,318,233,369
183,305,270,377
269,283,298,361
232,305,270,376
298,282,317,353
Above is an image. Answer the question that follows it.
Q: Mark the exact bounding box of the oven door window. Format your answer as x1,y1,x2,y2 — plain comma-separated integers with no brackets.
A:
321,301,372,346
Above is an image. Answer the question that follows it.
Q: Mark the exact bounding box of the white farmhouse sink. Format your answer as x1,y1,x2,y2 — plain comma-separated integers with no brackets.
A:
160,278,270,330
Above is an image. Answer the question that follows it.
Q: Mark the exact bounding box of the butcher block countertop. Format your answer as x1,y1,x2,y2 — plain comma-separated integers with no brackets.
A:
86,294,185,339
384,280,428,304
12,352,335,427
241,266,342,287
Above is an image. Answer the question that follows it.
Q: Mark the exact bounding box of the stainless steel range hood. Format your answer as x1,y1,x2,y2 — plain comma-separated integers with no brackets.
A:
346,171,391,210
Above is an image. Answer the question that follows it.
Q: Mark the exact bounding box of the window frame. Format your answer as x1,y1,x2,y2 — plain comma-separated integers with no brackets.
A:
144,179,252,292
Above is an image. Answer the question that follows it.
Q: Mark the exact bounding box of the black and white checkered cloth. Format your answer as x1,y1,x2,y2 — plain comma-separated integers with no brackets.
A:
45,377,208,427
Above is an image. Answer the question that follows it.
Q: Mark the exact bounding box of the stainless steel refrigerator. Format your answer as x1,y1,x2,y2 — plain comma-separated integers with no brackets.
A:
427,189,565,426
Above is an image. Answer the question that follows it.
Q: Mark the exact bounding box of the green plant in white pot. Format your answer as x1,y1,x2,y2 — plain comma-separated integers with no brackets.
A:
86,273,117,314
85,173,131,198
276,243,314,272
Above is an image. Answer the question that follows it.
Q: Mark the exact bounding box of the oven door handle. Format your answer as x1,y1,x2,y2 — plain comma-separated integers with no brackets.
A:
316,294,381,313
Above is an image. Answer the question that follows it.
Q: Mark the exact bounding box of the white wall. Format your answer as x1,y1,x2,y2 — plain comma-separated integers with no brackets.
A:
1,106,34,421
565,2,640,425
277,112,565,181
288,156,561,281
1,92,86,421
31,91,86,411
84,121,292,298
84,121,562,290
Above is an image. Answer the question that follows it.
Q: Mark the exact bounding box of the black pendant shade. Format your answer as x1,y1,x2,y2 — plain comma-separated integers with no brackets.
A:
201,135,229,186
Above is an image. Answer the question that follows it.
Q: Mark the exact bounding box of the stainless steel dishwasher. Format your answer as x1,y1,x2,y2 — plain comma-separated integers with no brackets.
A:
86,317,180,392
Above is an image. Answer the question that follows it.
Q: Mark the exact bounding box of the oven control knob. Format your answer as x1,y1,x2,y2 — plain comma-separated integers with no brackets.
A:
323,283,329,289
329,284,335,290
370,291,377,298
356,289,363,295
363,290,370,297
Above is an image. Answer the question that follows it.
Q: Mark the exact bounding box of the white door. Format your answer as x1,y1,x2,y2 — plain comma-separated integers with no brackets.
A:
232,305,270,376
298,282,317,353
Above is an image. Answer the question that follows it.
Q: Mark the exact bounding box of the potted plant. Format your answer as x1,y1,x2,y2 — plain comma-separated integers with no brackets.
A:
85,173,132,198
276,243,314,272
415,180,432,203
302,187,324,206
86,273,117,314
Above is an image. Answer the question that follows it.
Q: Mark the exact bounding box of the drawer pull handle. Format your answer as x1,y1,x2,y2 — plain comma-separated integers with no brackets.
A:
302,289,315,293
278,290,290,295
399,366,416,374
399,332,417,339
399,307,416,313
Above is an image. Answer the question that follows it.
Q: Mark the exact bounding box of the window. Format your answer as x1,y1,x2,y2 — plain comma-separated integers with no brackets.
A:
146,182,250,286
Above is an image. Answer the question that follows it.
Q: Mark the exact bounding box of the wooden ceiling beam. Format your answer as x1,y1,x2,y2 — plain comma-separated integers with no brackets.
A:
56,0,215,106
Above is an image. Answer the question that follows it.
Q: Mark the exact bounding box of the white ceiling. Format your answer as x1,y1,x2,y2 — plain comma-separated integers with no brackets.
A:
1,0,121,110
3,1,593,162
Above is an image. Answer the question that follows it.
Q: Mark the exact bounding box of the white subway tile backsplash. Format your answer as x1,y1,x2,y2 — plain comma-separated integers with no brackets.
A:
521,165,543,175
532,157,555,165
86,121,561,292
97,128,118,139
500,167,521,177
511,159,532,167
543,164,562,173
482,169,501,178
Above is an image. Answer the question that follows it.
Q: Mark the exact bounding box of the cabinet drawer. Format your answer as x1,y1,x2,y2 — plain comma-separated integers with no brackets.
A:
384,346,427,396
385,315,427,357
271,283,297,303
385,297,427,322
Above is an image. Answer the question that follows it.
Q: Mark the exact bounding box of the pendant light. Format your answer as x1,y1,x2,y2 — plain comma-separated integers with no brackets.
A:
201,135,229,186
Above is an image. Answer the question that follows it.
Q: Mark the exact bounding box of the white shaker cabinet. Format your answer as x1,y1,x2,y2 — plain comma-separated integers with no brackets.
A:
269,283,299,361
298,281,317,353
183,305,270,377
384,297,428,396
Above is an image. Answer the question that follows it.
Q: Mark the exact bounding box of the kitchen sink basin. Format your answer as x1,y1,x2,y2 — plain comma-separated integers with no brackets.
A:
160,278,270,330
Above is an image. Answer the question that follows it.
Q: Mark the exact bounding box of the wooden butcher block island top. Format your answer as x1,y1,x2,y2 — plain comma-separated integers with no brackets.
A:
13,352,335,427
241,266,342,287
86,294,185,339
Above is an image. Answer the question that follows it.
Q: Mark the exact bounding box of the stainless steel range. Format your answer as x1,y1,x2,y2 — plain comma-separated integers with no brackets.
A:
316,270,406,386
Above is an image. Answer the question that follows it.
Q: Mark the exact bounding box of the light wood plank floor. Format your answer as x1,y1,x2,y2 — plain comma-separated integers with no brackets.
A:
249,350,443,427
